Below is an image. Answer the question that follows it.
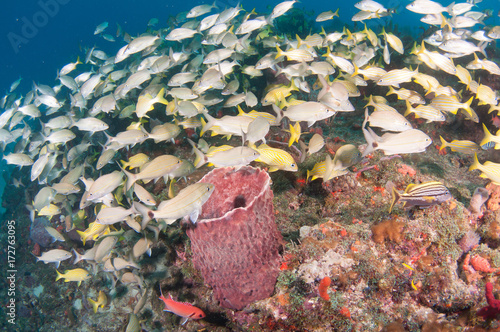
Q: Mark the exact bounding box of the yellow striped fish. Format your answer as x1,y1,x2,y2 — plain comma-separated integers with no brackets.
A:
469,153,500,185
387,86,425,104
439,136,480,154
377,68,418,87
455,65,472,88
251,143,298,172
352,64,386,81
366,95,399,113
430,95,474,116
275,46,314,62
404,101,445,122
381,27,404,54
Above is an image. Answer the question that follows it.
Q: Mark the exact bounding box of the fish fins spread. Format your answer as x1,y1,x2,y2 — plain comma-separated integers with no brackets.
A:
389,187,401,213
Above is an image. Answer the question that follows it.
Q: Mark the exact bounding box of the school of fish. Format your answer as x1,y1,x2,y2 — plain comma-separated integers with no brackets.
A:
1,0,500,327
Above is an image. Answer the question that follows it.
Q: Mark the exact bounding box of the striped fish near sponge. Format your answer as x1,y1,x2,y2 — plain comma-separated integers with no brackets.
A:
389,181,452,213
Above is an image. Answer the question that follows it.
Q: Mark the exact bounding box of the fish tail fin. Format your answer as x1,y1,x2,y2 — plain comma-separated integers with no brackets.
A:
290,77,298,92
296,34,304,48
121,166,137,191
237,105,245,116
200,112,215,137
72,248,83,264
76,56,82,65
168,178,177,199
480,123,493,148
119,160,128,169
361,129,373,158
365,94,375,108
155,88,169,105
55,270,64,282
187,138,207,168
403,100,413,117
464,96,474,112
275,46,284,59
320,26,326,36
88,298,99,313
478,41,488,58
299,140,308,163
440,13,452,31
361,122,377,158
103,131,112,146
317,74,329,101
131,201,151,229
386,85,395,96
469,153,480,172
271,104,283,123
333,8,339,17
352,63,359,78
389,187,400,213
76,230,88,246
439,136,448,151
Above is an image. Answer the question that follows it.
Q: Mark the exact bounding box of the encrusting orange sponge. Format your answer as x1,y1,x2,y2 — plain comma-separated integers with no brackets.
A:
319,276,331,300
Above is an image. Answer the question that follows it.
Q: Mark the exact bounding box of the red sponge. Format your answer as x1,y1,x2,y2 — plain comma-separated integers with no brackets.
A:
187,166,283,310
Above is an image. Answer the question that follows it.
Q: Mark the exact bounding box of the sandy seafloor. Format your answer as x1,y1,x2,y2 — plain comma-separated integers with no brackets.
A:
1,0,500,331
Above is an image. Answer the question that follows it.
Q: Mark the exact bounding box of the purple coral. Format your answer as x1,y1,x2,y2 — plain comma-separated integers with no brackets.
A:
478,282,500,319
187,166,283,310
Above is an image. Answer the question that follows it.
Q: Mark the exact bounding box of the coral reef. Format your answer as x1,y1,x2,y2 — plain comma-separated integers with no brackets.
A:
478,282,500,319
29,217,53,248
469,187,489,217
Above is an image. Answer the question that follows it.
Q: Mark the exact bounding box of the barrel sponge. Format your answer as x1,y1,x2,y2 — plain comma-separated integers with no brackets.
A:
186,166,283,310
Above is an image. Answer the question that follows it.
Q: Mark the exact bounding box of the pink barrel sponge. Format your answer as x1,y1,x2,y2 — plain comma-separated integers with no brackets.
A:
186,166,283,310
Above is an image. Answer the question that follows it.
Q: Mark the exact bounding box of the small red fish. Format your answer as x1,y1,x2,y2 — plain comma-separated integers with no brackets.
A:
159,286,205,325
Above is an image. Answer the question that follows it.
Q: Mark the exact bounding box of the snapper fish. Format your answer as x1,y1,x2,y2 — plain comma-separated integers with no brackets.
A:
186,1,217,18
406,0,447,14
94,22,109,35
389,181,451,213
36,249,72,268
148,182,214,224
268,0,297,21
159,287,205,325
121,155,181,191
55,268,90,286
362,125,432,157
88,291,107,314
191,142,260,169
364,108,412,132
282,102,336,127
316,9,339,22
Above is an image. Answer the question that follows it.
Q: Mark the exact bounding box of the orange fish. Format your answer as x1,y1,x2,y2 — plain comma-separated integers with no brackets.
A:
159,287,205,325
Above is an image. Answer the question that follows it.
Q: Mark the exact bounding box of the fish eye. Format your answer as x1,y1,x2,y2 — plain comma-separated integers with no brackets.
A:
291,163,296,167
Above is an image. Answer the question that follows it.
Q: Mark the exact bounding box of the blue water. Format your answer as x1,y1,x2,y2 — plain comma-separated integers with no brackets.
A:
0,0,498,95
